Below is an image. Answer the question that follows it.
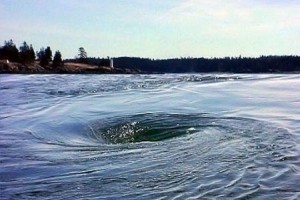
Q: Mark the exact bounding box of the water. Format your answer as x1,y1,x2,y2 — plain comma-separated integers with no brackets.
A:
0,74,299,199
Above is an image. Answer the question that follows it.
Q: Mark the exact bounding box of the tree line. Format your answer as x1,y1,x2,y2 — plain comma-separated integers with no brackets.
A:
67,56,300,73
64,55,300,73
0,39,63,67
111,56,300,73
0,39,91,66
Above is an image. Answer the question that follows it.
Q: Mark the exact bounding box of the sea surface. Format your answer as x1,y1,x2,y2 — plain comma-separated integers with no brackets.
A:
0,74,299,199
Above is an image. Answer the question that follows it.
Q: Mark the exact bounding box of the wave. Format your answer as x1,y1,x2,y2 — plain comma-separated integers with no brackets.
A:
0,74,240,98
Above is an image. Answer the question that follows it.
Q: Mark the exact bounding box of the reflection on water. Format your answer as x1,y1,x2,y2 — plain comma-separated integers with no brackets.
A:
0,74,299,199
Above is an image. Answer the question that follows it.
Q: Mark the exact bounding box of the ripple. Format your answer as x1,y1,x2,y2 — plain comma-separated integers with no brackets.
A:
15,74,241,98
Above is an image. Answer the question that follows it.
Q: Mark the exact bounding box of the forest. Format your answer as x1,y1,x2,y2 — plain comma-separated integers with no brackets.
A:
82,56,300,73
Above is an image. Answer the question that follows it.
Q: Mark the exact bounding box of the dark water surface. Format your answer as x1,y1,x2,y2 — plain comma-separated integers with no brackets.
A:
0,74,299,199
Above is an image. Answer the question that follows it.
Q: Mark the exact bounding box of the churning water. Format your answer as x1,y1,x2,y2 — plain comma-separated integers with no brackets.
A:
0,74,299,199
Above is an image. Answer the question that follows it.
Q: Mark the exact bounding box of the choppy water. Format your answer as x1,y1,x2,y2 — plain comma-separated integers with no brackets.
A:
0,74,299,199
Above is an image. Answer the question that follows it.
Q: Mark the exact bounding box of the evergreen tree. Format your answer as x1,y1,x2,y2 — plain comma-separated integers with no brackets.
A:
37,48,44,61
0,39,19,62
29,45,35,62
78,47,87,63
36,47,46,66
19,41,34,63
45,46,52,62
37,46,52,66
52,51,63,67
37,47,46,66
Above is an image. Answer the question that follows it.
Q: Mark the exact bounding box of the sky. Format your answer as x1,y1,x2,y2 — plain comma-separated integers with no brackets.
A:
0,0,299,59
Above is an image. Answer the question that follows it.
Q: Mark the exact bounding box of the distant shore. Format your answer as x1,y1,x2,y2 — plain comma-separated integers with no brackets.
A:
0,60,141,74
1,39,300,74
1,56,300,74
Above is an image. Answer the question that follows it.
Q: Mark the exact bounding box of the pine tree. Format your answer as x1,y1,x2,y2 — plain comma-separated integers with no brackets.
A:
52,51,63,67
37,46,52,66
19,41,32,63
78,47,87,63
37,47,46,66
45,46,52,62
29,45,35,62
0,39,19,62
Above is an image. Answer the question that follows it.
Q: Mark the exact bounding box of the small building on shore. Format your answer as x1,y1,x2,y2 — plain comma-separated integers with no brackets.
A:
110,58,114,69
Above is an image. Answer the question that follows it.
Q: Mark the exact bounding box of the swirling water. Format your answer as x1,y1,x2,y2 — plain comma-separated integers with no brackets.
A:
0,74,299,199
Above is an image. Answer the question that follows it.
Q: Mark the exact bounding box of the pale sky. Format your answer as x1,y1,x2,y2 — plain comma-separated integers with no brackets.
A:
0,0,299,59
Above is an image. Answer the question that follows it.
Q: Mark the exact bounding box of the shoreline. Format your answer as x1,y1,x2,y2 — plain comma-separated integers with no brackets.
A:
1,60,300,74
0,60,141,74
